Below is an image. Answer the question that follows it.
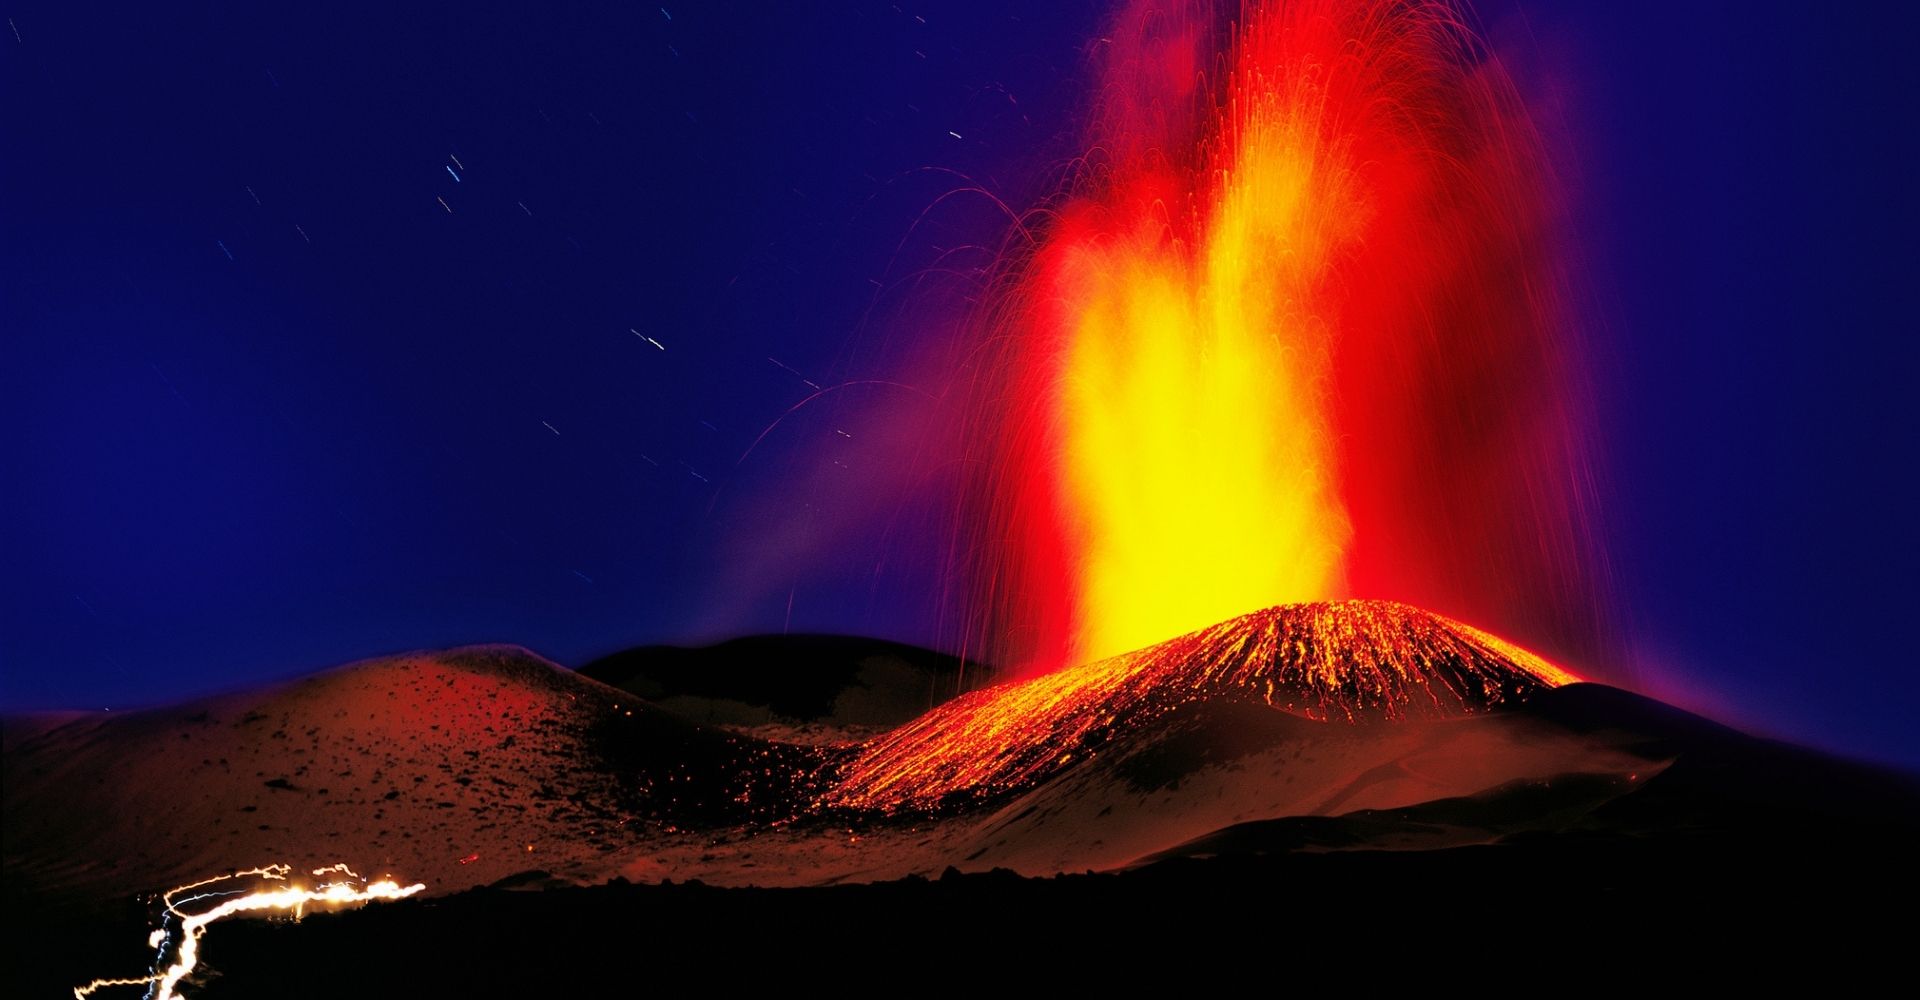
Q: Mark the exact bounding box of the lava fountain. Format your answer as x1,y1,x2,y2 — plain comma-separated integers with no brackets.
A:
956,0,1606,673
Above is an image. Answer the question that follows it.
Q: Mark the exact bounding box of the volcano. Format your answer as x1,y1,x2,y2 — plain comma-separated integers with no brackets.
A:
8,603,1919,996
829,600,1574,810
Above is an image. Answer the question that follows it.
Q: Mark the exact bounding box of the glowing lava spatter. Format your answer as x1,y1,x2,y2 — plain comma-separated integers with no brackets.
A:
961,0,1604,671
74,865,424,1000
830,600,1574,812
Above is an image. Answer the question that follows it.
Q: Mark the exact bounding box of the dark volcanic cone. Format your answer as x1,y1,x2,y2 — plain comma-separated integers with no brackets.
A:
827,600,1574,810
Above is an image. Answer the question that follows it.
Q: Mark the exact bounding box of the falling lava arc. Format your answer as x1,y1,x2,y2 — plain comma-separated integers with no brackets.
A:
829,599,1576,812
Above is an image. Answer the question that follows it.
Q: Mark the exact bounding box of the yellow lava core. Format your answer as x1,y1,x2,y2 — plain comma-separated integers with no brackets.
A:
1039,44,1363,665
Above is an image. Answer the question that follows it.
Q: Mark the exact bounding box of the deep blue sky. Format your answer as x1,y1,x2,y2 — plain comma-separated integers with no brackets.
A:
4,2,1916,765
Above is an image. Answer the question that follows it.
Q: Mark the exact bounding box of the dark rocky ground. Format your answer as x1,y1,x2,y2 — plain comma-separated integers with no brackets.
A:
12,647,1919,996
16,824,1914,997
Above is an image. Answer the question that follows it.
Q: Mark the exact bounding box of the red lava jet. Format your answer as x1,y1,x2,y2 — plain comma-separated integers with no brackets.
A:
948,0,1609,680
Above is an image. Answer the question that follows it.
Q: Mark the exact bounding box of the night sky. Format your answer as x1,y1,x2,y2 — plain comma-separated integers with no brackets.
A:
5,2,1917,766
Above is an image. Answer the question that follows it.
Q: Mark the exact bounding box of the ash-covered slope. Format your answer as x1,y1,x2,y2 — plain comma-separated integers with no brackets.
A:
3,646,810,908
828,600,1574,810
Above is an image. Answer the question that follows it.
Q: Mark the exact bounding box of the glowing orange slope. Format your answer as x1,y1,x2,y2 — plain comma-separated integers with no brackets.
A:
828,600,1574,811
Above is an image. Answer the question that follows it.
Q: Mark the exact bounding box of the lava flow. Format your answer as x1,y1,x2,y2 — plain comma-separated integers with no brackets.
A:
74,865,424,1000
829,599,1574,812
956,0,1605,673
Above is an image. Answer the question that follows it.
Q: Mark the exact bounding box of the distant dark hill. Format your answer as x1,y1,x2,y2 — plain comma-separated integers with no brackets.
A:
1131,683,1920,867
1522,683,1920,838
576,634,975,738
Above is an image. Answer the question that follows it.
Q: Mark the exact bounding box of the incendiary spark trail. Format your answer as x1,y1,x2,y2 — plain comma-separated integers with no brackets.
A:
74,864,424,1000
952,0,1605,673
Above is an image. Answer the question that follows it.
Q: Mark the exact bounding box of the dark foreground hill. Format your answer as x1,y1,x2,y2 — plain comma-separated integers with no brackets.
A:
18,780,1916,997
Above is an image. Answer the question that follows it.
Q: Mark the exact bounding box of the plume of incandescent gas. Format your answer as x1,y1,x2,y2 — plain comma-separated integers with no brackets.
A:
941,0,1609,676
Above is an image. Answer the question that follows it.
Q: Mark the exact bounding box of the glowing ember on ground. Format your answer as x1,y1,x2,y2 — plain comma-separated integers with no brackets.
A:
828,600,1574,811
74,865,424,1000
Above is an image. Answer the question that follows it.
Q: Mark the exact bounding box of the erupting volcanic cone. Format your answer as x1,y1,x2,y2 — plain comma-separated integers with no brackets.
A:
829,600,1574,811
